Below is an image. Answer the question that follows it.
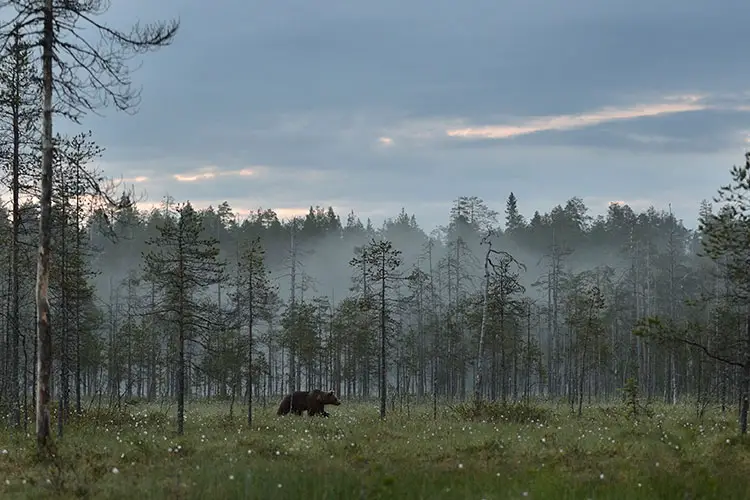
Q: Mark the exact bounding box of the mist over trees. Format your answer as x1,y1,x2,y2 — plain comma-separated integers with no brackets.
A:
3,138,750,433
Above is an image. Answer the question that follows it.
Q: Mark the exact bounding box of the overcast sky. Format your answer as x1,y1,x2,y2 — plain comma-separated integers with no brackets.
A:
61,0,750,231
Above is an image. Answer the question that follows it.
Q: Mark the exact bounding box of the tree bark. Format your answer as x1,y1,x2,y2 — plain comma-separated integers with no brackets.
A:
474,243,492,403
741,313,750,434
36,0,55,454
247,263,254,427
380,252,386,419
9,31,21,429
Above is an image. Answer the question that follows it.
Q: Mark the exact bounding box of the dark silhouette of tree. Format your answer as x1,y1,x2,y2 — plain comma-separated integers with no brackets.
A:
350,238,402,419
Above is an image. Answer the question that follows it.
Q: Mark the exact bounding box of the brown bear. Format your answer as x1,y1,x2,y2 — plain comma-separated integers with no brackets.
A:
277,389,341,417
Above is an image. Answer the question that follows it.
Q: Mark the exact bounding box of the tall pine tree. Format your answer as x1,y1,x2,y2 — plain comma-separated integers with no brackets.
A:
143,202,224,435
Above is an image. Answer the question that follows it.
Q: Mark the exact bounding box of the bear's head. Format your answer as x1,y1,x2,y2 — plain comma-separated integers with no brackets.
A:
316,391,341,406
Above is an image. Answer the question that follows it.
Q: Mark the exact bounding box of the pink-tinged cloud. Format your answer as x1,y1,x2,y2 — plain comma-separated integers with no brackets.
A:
121,176,149,183
173,165,260,182
171,164,331,184
445,95,707,140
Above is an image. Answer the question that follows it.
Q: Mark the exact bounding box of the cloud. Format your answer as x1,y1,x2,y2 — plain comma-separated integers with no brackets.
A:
477,107,750,154
39,0,750,234
444,95,706,140
82,0,750,152
173,165,256,182
121,176,149,183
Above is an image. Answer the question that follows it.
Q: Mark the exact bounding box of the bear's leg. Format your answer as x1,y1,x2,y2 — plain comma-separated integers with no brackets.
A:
277,395,291,416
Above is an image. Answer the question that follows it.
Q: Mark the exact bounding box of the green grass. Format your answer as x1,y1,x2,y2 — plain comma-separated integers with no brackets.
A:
0,399,749,499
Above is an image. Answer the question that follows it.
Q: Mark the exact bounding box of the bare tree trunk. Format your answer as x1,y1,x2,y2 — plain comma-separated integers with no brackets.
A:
247,269,254,427
525,301,532,404
551,229,561,397
36,0,55,453
667,204,678,405
500,293,507,404
741,313,750,435
125,278,133,401
176,245,186,435
2,267,10,413
415,272,425,401
9,31,21,429
474,243,491,403
32,316,37,413
23,329,28,430
74,166,82,413
546,271,552,396
107,278,119,406
177,324,185,434
148,283,157,401
288,222,296,397
58,166,69,438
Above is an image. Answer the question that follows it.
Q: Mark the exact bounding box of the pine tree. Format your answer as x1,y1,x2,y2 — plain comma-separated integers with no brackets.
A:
350,238,402,419
234,236,272,426
505,192,526,234
143,202,224,435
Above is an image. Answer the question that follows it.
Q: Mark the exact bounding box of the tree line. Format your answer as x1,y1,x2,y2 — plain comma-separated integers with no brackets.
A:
3,161,749,435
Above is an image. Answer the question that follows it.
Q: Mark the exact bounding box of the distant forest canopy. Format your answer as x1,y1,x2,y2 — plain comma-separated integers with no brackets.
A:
0,183,725,409
0,190,703,278
103,192,698,273
0,190,703,302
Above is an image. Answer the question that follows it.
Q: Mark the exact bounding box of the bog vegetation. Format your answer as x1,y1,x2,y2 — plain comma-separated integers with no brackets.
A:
0,1,748,499
2,400,750,499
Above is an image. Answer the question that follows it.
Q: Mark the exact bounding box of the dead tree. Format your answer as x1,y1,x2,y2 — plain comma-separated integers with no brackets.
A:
474,230,526,403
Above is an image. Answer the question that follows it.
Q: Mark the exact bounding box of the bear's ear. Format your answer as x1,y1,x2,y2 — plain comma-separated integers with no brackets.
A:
328,391,334,396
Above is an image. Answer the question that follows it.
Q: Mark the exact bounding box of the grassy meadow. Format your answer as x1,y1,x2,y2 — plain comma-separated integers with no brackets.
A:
0,398,748,499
